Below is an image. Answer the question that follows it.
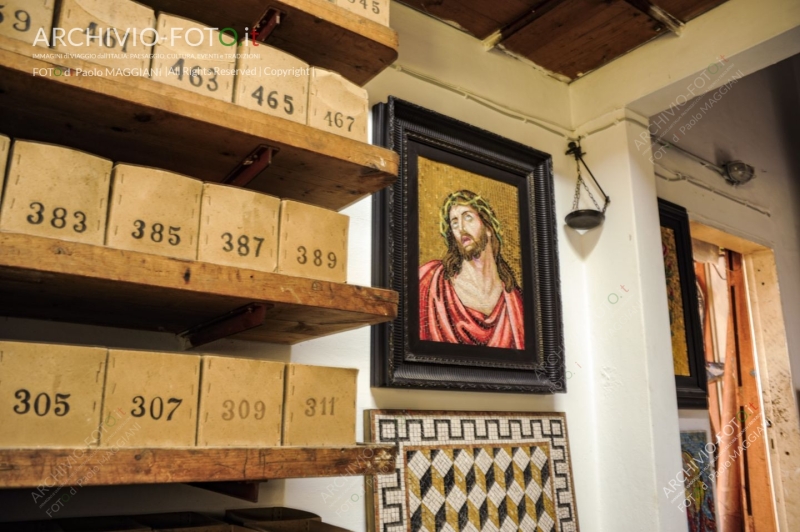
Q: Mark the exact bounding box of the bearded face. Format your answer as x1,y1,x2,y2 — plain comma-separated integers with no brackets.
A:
449,204,491,262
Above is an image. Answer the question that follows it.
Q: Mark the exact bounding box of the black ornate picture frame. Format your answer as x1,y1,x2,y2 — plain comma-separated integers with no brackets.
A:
371,98,565,393
658,198,708,408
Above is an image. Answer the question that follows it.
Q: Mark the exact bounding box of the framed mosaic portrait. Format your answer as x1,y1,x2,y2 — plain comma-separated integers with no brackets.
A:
372,98,565,393
658,198,707,408
365,410,580,532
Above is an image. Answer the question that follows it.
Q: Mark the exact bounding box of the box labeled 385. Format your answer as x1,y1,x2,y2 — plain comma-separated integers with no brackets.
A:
0,341,107,448
54,0,156,71
105,165,202,260
0,141,112,245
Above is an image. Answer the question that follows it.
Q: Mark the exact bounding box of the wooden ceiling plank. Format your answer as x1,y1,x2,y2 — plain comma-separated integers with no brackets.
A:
625,0,684,34
398,0,548,39
650,0,729,23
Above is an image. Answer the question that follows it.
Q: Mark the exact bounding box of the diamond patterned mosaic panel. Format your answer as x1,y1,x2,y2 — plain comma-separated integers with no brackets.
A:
366,411,579,532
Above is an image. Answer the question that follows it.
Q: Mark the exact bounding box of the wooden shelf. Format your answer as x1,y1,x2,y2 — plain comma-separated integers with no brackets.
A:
0,36,398,212
139,0,399,86
0,233,398,345
0,445,397,488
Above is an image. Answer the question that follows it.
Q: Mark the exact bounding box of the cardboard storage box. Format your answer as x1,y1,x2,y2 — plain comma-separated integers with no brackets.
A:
54,0,156,70
0,341,107,448
0,0,55,47
308,68,368,143
197,184,280,272
337,0,390,26
58,516,151,532
0,135,9,204
101,350,200,447
0,141,112,245
225,508,320,528
282,364,357,447
131,512,233,532
197,356,285,447
233,42,309,125
105,165,202,260
276,200,348,283
151,14,236,102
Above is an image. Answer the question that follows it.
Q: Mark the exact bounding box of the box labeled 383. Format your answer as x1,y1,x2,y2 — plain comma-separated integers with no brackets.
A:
0,141,112,245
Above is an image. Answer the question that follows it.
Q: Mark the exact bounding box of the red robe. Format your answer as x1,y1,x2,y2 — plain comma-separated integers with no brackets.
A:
419,260,525,349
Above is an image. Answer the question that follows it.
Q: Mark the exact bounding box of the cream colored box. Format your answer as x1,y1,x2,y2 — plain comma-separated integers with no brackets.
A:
0,135,9,205
105,165,202,260
0,341,107,448
308,67,368,142
54,0,156,71
282,364,357,447
102,350,200,447
338,0,390,26
151,14,235,102
233,41,309,125
277,200,348,283
0,0,54,47
0,141,112,245
197,356,285,447
198,184,280,271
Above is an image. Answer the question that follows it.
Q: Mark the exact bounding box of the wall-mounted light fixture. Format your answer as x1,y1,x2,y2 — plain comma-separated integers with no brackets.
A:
565,140,610,230
651,136,756,185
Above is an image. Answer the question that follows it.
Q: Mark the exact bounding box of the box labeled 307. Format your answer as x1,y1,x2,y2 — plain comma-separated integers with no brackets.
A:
0,141,112,245
102,349,200,447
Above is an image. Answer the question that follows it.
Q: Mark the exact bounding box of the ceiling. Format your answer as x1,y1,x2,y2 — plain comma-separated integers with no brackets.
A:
396,0,730,80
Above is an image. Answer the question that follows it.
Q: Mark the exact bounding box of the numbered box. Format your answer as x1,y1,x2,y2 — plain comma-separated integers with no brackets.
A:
0,0,54,47
105,164,202,260
0,141,112,245
308,67,368,143
102,350,200,447
282,364,357,447
0,135,9,205
276,200,348,283
0,341,107,448
151,14,235,102
233,41,309,125
197,356,284,447
198,184,280,272
54,0,156,71
338,0,390,26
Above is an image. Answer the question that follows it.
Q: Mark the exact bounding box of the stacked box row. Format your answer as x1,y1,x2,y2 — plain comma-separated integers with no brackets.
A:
0,0,381,142
0,138,350,283
0,341,358,448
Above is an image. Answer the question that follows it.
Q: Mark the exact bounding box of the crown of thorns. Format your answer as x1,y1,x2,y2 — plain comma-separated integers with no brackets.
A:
439,190,503,246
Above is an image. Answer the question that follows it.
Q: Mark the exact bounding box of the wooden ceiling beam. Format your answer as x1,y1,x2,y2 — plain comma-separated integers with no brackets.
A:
483,0,567,50
625,0,684,34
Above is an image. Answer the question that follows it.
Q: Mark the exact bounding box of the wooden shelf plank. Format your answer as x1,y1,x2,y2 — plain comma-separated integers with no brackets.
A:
0,233,398,345
0,36,398,212
0,445,397,488
138,0,398,86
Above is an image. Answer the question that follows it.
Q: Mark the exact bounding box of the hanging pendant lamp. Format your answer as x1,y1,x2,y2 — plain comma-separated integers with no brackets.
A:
565,140,610,230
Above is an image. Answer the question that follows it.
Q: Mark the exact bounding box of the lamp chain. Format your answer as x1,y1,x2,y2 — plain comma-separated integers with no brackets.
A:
572,157,602,211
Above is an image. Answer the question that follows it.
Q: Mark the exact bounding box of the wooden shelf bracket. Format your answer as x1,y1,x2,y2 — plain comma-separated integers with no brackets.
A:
255,8,286,42
224,145,280,189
